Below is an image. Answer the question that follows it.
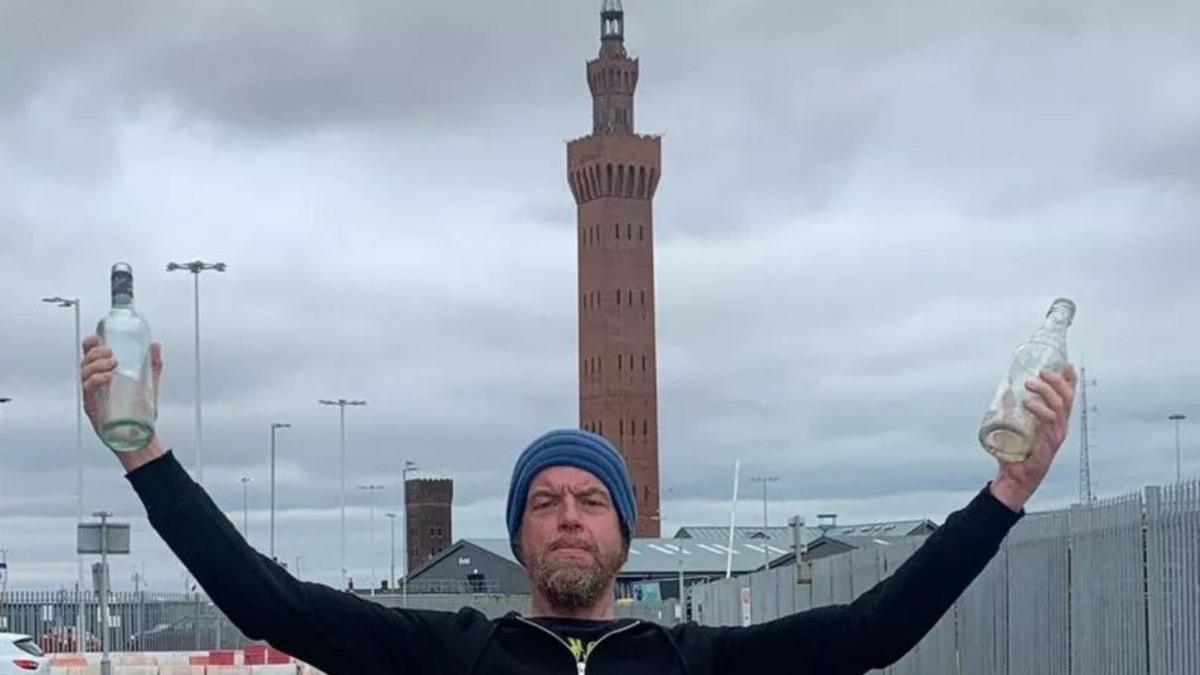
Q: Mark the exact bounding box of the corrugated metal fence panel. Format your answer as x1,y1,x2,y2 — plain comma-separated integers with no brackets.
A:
883,540,955,675
956,548,1008,675
850,548,881,601
812,556,835,608
1006,509,1071,675
615,599,681,625
832,552,855,605
1068,492,1147,675
776,565,798,616
794,563,814,615
1145,479,1200,675
376,593,532,619
750,567,780,622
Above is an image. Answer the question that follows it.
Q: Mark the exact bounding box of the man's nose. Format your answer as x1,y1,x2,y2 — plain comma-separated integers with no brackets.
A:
557,496,583,529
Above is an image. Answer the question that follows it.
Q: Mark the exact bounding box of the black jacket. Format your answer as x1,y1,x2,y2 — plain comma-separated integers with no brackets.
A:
128,451,1021,674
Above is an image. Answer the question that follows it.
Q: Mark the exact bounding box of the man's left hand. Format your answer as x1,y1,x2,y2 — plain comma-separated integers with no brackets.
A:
990,364,1078,512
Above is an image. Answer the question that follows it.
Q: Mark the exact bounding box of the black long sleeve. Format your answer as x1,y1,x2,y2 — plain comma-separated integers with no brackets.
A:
712,485,1022,674
126,450,463,674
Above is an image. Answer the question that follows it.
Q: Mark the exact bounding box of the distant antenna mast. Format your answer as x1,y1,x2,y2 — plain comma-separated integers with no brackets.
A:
725,460,740,579
1078,367,1098,503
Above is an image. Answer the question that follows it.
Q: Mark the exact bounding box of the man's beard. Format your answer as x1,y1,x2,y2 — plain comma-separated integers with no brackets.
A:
525,536,627,611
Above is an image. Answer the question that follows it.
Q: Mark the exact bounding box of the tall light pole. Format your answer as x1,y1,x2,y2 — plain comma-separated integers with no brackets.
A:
269,422,291,560
41,296,87,645
166,260,227,488
401,460,417,606
319,398,366,588
0,398,11,550
385,512,398,593
240,477,253,539
358,484,385,593
1169,414,1187,483
750,476,778,571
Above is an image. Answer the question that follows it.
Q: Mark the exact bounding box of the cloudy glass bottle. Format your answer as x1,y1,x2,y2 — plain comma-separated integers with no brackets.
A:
979,298,1075,462
96,263,157,451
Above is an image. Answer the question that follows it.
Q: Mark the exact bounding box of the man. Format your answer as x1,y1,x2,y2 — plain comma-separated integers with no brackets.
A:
80,336,1076,674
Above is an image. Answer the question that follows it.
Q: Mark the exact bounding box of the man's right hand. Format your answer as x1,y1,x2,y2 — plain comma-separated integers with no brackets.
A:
81,335,167,472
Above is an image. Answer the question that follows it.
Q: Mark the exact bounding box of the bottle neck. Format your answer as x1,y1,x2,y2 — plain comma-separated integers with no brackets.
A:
1044,306,1073,330
111,272,134,308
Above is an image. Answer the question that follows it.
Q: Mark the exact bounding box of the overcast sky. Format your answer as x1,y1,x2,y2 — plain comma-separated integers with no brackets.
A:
1,0,1197,591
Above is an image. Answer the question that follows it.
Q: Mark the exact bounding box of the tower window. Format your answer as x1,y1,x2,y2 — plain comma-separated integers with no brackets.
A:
620,419,624,435
618,354,622,371
614,223,620,239
642,355,646,371
643,419,648,435
641,289,645,305
631,418,636,436
628,290,633,305
626,224,632,239
639,225,644,241
616,290,621,305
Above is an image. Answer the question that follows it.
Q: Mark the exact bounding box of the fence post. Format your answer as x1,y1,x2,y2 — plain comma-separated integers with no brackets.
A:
1144,485,1162,675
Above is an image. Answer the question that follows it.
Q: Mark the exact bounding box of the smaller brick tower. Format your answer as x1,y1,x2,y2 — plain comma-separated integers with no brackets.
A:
406,478,453,574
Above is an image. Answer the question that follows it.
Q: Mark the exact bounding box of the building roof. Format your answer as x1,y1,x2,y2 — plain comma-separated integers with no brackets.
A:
769,533,931,568
412,536,793,579
406,539,519,582
675,518,936,546
819,534,929,549
622,537,791,575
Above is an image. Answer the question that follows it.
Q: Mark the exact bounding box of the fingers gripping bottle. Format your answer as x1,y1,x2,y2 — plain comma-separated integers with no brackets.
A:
96,263,157,451
980,298,1075,463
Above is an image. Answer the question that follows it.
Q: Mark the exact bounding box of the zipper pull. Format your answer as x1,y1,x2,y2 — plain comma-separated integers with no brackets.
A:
577,661,586,675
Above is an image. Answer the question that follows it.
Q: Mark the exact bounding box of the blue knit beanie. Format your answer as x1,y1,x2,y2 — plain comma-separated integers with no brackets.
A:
506,429,637,555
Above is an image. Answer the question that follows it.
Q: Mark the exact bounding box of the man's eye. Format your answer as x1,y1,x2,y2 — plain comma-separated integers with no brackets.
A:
533,501,553,510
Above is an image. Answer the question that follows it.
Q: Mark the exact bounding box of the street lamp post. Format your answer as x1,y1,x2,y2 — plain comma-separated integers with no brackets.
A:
42,296,87,647
385,512,398,593
240,477,253,539
750,476,779,571
358,485,385,593
0,398,10,549
401,460,417,606
1169,414,1187,483
269,422,291,560
166,260,227,488
319,398,366,588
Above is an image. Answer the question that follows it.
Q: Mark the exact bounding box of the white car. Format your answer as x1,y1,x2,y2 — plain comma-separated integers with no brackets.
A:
0,633,48,674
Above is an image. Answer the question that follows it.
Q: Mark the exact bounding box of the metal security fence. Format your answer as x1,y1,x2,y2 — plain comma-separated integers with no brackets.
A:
0,591,253,653
689,477,1200,675
1070,492,1147,675
1146,481,1200,675
1006,509,1071,675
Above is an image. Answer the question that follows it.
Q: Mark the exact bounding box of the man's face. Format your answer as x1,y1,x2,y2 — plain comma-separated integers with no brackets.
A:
518,466,628,611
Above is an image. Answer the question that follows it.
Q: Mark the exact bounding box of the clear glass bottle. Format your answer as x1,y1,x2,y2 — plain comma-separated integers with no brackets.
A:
980,298,1075,462
96,263,156,452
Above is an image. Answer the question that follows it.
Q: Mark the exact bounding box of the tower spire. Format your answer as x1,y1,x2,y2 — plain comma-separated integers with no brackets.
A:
600,0,625,55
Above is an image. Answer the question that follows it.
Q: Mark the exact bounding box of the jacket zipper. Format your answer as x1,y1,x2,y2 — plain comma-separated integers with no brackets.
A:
515,616,642,675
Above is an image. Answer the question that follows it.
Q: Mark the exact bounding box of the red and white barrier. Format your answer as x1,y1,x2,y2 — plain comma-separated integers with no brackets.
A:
47,649,315,675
